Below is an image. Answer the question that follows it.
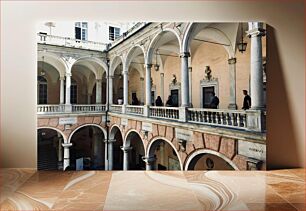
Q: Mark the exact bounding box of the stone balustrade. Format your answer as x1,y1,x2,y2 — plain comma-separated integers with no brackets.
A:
37,104,65,114
37,104,265,132
188,108,247,129
110,105,123,113
126,105,144,115
150,106,179,120
37,33,107,51
72,104,106,112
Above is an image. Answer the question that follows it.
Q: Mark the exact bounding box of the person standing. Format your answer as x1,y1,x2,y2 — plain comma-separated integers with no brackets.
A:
155,96,163,106
242,90,251,110
166,95,173,107
209,92,219,109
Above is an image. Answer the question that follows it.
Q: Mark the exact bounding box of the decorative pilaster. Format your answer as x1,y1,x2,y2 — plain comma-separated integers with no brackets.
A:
188,67,192,106
180,52,190,107
228,58,238,109
59,77,65,104
160,73,164,103
247,22,266,110
121,146,132,170
96,79,102,104
145,64,152,105
140,77,145,104
62,143,73,171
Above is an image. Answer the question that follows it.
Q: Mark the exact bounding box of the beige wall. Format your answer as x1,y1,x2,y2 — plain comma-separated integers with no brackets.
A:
1,1,304,169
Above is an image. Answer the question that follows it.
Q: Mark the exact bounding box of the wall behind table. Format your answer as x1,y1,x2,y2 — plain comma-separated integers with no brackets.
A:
1,1,304,168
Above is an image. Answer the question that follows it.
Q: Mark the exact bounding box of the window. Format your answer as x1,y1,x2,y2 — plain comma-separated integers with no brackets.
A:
38,76,47,104
75,22,88,40
109,26,120,41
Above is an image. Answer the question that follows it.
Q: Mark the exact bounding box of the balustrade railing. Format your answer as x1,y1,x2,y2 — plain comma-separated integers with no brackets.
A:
37,33,107,51
126,105,144,115
150,106,179,120
37,104,65,114
110,104,123,113
72,104,106,112
188,108,247,129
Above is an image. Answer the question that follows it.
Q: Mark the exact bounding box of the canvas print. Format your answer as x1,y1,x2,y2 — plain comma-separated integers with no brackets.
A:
37,22,266,171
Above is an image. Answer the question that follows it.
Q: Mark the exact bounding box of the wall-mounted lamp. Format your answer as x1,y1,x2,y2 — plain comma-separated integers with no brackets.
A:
238,23,247,53
154,49,160,71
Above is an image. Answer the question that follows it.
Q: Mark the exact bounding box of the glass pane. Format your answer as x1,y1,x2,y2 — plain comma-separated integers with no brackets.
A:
82,22,88,28
75,22,81,27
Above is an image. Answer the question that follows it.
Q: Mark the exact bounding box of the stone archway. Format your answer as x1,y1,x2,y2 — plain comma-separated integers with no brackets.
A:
123,130,146,170
109,124,124,170
146,137,183,170
184,149,239,170
68,124,106,170
37,127,65,170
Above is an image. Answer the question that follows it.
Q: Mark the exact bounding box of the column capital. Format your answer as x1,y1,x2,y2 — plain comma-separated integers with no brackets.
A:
96,79,102,83
65,72,72,77
247,28,266,38
62,143,73,148
228,58,237,65
104,139,116,143
179,52,190,58
59,76,65,80
142,155,156,164
146,63,153,69
121,146,132,152
122,71,128,75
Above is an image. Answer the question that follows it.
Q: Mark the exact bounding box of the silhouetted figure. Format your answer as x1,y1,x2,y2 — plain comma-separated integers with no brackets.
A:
132,95,139,105
242,90,251,110
155,96,163,106
209,92,219,109
166,95,173,107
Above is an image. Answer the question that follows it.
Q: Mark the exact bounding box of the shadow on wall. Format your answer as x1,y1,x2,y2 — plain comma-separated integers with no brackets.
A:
266,25,300,169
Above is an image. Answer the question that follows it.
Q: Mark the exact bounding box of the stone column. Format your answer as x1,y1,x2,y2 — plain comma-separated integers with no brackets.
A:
57,134,63,162
188,67,192,106
108,75,114,105
65,73,71,105
145,64,152,105
60,77,65,104
180,52,190,107
142,155,156,170
62,143,73,171
247,22,265,110
96,79,102,104
123,70,128,113
87,93,92,104
108,139,116,170
160,73,164,104
228,58,238,109
121,146,132,170
140,77,144,104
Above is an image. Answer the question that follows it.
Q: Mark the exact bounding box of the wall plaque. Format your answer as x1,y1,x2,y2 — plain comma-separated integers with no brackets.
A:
59,117,77,125
238,140,266,161
142,122,152,132
121,118,128,126
175,128,192,141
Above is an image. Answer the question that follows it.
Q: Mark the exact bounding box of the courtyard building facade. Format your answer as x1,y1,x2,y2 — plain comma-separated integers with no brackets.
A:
37,22,266,171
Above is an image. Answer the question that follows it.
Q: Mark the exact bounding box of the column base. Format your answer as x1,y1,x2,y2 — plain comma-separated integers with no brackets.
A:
179,107,188,122
228,103,238,110
65,104,72,112
122,105,127,114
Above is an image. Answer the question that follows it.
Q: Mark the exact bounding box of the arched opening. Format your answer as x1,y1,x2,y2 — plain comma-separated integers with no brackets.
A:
147,29,181,107
109,125,123,170
111,57,124,105
37,128,64,170
37,76,48,104
147,138,181,170
186,150,237,170
125,131,146,170
69,125,105,170
125,46,145,105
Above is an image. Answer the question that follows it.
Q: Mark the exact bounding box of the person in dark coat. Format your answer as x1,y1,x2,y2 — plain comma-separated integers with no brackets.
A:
132,95,139,105
155,96,163,106
209,92,219,109
242,90,251,110
165,95,173,107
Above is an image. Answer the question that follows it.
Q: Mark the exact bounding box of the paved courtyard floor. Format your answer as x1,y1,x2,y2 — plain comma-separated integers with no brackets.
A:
0,169,304,210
